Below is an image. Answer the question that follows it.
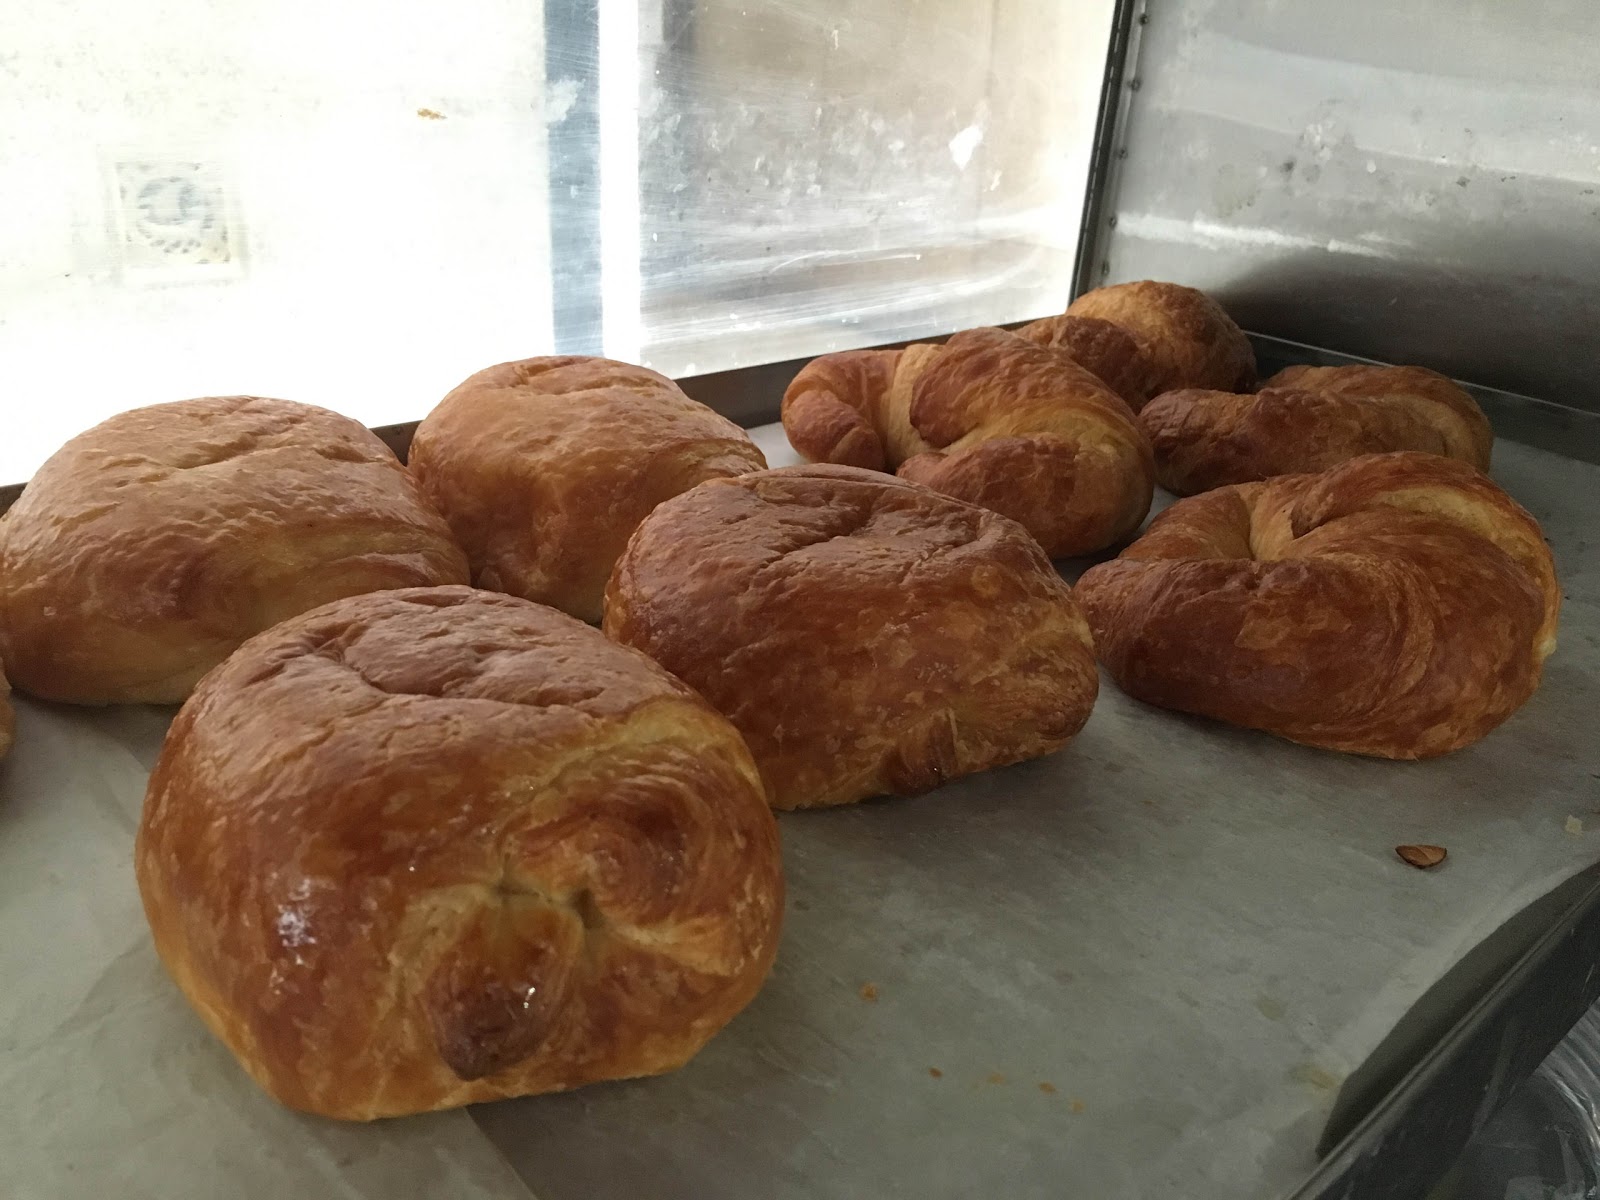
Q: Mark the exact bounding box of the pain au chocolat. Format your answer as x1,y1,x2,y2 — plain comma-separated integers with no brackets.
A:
136,586,783,1119
409,355,766,622
0,396,467,705
604,465,1099,809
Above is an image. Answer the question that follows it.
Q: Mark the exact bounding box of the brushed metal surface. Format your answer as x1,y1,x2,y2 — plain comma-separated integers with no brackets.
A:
1089,0,1600,415
471,423,1600,1200
0,411,1595,1200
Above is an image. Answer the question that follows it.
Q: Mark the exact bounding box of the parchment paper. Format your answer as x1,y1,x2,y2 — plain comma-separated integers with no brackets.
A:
2,430,1596,1200
474,430,1600,1199
0,704,534,1200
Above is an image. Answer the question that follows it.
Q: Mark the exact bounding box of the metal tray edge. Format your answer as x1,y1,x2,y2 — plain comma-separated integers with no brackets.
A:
1291,870,1600,1200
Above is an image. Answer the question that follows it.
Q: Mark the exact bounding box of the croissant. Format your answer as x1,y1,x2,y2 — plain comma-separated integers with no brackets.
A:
136,586,783,1119
410,356,767,622
1141,364,1493,495
781,327,1154,557
1075,452,1558,758
1013,313,1163,411
1065,280,1256,396
604,464,1100,810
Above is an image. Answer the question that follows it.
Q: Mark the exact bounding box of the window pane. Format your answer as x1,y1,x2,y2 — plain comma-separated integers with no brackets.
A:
0,0,553,483
634,0,1116,375
1,0,1114,482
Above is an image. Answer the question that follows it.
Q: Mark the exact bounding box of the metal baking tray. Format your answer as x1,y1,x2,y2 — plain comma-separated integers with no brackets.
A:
467,395,1600,1200
2,346,1597,1200
9,0,1600,1184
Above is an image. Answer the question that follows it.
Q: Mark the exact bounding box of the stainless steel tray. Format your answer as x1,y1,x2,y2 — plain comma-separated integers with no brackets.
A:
467,418,1600,1200
2,403,1596,1200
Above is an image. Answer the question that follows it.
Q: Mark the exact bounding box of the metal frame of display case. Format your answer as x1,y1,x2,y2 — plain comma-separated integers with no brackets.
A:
4,7,1600,1198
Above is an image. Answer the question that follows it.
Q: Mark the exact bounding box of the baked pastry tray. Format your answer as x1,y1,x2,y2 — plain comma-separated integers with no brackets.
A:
3,422,1597,1200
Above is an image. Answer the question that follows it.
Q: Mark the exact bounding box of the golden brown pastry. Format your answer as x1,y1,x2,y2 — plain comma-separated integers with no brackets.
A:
1141,364,1493,495
0,662,12,761
780,328,1154,557
1076,452,1558,758
409,356,767,623
604,464,1099,809
136,586,782,1120
1065,280,1256,395
1014,313,1163,411
0,397,468,706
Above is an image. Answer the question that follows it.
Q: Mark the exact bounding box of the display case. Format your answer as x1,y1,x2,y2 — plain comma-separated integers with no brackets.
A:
3,3,1598,1198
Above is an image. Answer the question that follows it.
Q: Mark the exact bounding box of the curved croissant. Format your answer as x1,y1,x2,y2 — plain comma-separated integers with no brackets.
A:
1012,314,1163,411
1075,452,1558,758
1141,364,1493,495
781,327,1154,557
1065,280,1256,396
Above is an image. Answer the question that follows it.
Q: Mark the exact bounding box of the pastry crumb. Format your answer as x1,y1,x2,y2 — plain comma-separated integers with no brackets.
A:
1038,1081,1057,1095
1069,1099,1086,1114
1395,844,1446,869
1567,815,1585,835
985,1071,1006,1085
928,1067,942,1079
859,982,878,1002
417,107,446,120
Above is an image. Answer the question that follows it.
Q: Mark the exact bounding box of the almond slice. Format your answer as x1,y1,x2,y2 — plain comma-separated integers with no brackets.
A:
1396,844,1447,869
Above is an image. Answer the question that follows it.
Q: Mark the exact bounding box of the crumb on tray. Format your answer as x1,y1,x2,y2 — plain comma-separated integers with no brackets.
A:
1395,844,1446,869
859,982,878,1002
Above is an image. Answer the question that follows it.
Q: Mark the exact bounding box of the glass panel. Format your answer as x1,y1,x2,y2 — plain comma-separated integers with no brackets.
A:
0,0,554,483
632,0,1117,376
1,0,1114,482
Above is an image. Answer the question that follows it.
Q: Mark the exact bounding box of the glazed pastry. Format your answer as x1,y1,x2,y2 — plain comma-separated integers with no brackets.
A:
1140,364,1492,495
604,464,1100,809
1076,452,1558,758
781,328,1154,557
0,397,468,705
136,586,783,1119
409,356,767,622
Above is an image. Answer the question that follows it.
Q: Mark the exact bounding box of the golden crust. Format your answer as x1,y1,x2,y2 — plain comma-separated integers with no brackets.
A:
135,586,783,1120
1075,452,1559,758
1066,280,1256,395
0,397,469,705
409,356,767,622
1014,313,1164,411
1142,365,1493,495
0,662,12,761
603,464,1100,809
781,329,1154,557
